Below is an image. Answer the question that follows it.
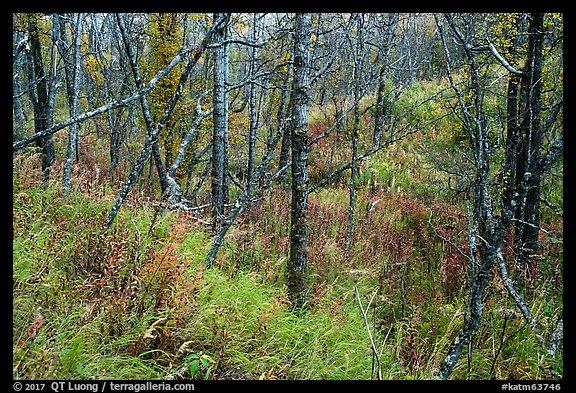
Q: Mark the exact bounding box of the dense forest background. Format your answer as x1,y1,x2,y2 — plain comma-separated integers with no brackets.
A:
13,12,563,381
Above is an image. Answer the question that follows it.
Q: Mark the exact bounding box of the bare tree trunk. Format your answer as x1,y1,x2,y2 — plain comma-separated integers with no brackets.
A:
211,12,231,232
373,64,386,147
13,33,27,138
165,91,213,206
373,13,398,146
514,13,545,279
502,74,520,213
246,13,260,186
27,14,56,183
62,13,84,196
435,13,497,379
287,13,312,310
345,13,365,259
277,51,294,188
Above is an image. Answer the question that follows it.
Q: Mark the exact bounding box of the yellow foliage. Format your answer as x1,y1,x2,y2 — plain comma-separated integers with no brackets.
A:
83,55,104,87
229,111,251,146
145,13,189,167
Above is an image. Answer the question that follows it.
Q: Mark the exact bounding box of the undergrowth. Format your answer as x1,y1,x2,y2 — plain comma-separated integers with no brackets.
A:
13,78,562,381
13,153,562,381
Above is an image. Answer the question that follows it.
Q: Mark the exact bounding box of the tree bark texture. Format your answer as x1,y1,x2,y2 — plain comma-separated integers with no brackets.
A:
13,31,28,138
211,12,231,232
436,13,498,378
345,13,365,259
62,13,84,196
514,13,545,276
373,13,398,146
247,13,260,186
277,51,294,187
287,13,312,310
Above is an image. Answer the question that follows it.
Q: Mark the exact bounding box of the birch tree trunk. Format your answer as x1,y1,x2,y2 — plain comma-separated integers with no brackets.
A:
246,13,260,186
13,32,27,138
277,50,294,187
115,13,169,194
345,13,365,259
211,12,231,232
287,13,312,310
514,13,545,279
62,13,84,196
435,13,498,379
373,13,398,147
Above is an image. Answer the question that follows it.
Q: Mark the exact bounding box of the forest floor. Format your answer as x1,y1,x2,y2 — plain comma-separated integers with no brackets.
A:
13,86,563,381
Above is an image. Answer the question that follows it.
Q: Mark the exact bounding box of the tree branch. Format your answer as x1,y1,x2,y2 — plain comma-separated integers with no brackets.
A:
496,248,562,357
487,41,526,76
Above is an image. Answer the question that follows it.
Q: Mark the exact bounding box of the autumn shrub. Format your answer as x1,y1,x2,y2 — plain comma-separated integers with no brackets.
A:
138,211,207,321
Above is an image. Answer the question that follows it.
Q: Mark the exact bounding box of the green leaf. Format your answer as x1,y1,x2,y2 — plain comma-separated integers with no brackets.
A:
186,353,199,361
190,359,199,378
